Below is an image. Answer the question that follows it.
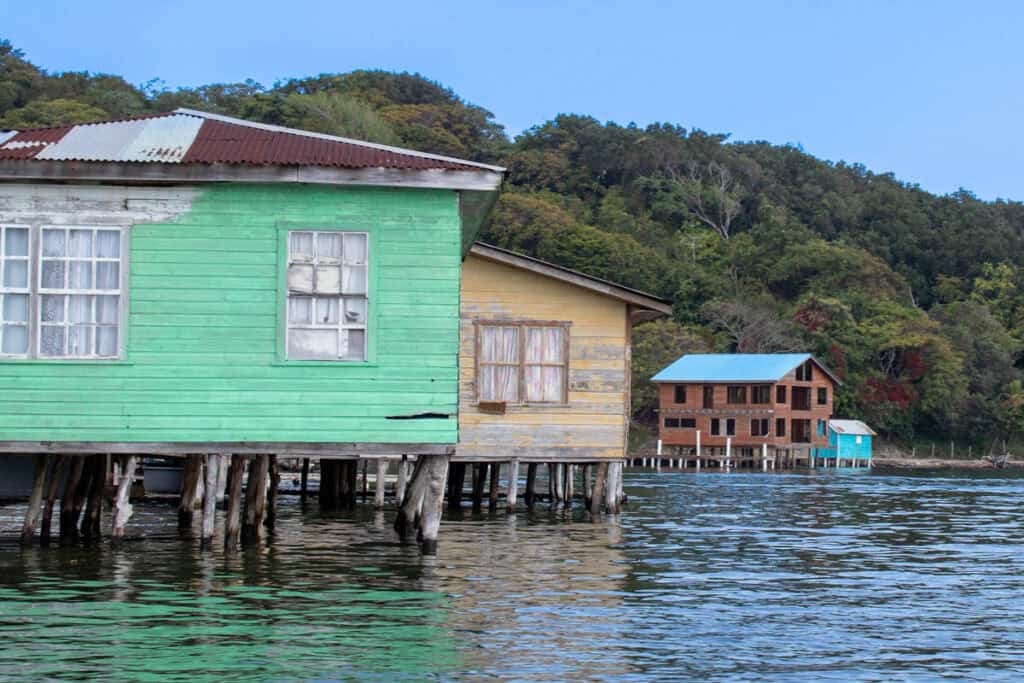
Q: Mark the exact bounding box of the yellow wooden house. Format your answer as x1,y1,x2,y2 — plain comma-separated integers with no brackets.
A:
457,243,671,466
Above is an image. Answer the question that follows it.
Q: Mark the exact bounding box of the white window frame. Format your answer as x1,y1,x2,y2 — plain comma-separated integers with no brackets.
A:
0,224,31,358
285,229,369,362
0,224,127,360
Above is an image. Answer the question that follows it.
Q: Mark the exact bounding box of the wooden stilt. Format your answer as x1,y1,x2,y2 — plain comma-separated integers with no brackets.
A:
417,454,450,555
224,455,245,550
395,456,427,539
471,463,486,513
299,457,310,504
590,462,608,516
20,455,47,545
178,454,203,531
40,455,65,545
360,459,369,501
60,457,86,538
242,455,269,543
80,455,105,540
488,462,500,511
525,463,538,509
344,460,358,510
111,455,138,541
374,458,388,509
506,460,519,512
396,456,409,506
265,455,280,530
582,463,593,508
201,454,222,546
319,460,337,510
604,462,621,513
447,462,466,512
565,464,574,506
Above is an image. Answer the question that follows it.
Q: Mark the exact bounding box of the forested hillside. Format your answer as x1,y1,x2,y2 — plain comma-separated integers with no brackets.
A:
4,39,1023,446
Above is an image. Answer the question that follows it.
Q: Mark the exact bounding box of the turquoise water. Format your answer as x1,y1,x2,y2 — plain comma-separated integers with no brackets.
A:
1,469,1022,681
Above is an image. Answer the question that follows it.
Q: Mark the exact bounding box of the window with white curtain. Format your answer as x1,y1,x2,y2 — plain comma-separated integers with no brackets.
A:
286,230,368,361
477,321,568,404
0,225,123,359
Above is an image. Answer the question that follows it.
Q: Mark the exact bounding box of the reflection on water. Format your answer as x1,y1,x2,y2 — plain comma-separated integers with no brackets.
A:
1,470,1023,681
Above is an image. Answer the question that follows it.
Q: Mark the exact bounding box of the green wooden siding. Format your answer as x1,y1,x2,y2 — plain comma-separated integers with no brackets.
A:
0,184,461,444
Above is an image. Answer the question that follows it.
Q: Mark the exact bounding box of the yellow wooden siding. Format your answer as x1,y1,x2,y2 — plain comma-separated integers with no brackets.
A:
458,254,627,461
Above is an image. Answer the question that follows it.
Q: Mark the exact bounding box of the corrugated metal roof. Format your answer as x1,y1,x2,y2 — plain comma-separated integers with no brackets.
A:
652,353,817,382
829,419,876,436
0,109,503,173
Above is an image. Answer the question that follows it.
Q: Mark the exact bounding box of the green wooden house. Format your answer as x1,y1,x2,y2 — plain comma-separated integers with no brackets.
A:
0,109,503,456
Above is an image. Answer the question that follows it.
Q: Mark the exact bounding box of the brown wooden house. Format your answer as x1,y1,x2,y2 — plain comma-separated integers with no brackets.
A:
651,354,841,457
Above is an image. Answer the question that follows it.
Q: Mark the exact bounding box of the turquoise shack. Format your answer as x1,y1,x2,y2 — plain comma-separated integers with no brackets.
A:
823,419,875,467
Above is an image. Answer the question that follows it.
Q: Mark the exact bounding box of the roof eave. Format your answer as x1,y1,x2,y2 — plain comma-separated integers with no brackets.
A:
0,159,503,192
470,242,672,314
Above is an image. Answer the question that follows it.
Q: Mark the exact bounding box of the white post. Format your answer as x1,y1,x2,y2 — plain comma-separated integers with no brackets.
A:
726,438,732,470
657,439,662,456
762,443,768,471
836,439,841,468
696,431,701,471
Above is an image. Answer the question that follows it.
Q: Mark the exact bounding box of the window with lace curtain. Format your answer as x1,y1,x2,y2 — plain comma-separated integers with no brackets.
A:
1,225,124,359
476,321,569,404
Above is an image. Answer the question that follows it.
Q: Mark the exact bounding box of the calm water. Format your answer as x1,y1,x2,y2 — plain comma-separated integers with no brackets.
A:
1,469,1023,682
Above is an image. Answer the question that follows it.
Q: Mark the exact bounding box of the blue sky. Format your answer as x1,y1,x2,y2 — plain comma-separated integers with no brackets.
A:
6,0,1023,200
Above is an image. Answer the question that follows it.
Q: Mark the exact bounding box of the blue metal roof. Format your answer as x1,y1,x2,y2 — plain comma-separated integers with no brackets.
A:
651,353,814,382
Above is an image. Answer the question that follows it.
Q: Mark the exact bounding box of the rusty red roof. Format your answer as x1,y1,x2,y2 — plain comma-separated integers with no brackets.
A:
0,109,503,173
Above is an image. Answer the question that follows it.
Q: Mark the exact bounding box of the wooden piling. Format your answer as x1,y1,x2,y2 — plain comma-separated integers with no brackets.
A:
417,455,450,555
396,456,409,505
299,457,310,504
374,458,388,509
343,460,358,510
40,455,65,545
111,455,138,541
590,461,608,516
224,455,245,550
395,456,427,539
319,459,338,510
565,464,574,506
506,460,519,512
488,462,500,511
471,463,486,513
80,455,105,540
242,454,269,543
178,454,203,531
525,463,538,509
447,462,466,512
604,462,621,514
201,454,222,546
582,463,593,508
265,455,280,529
60,457,87,538
20,455,47,545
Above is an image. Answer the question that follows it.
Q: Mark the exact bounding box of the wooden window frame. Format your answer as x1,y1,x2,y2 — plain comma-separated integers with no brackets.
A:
796,360,813,382
751,385,771,404
775,418,786,437
711,418,721,436
776,385,787,404
726,418,736,436
703,385,714,409
817,387,828,405
751,418,769,437
1,224,128,361
475,319,571,406
674,384,687,404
